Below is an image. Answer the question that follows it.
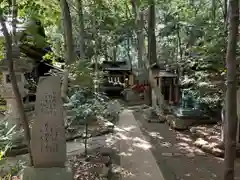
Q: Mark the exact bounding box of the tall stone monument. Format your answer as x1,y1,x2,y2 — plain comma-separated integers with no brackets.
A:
21,76,72,180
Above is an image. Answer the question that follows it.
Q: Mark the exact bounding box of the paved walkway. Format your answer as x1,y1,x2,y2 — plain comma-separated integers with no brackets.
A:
116,109,165,180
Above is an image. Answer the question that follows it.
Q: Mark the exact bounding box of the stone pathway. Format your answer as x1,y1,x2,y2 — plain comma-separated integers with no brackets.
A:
133,109,240,180
116,109,165,180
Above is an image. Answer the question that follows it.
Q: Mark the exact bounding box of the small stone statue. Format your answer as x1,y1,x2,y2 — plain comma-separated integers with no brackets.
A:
181,90,195,109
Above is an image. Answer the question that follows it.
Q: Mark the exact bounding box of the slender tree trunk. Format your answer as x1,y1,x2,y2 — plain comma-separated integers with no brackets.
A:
224,0,239,180
131,0,146,73
92,3,99,93
224,0,228,25
59,0,75,100
104,42,108,61
113,45,117,62
84,123,88,156
147,0,157,106
212,0,216,20
11,1,17,44
148,0,157,66
0,4,33,165
176,25,183,62
125,3,132,69
75,0,85,59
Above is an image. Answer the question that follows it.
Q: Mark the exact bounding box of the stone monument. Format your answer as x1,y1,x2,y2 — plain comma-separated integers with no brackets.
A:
0,46,32,128
21,76,72,180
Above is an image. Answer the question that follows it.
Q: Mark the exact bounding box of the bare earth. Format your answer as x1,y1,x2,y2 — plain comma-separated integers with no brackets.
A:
133,109,240,180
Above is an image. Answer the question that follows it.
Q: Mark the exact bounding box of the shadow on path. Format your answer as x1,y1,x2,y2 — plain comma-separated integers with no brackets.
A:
133,110,240,180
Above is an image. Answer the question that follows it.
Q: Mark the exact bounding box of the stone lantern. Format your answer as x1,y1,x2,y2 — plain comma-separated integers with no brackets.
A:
0,45,33,128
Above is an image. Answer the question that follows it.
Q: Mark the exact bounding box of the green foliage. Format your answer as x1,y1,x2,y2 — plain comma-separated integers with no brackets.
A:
64,87,111,126
1,0,228,113
0,117,19,162
0,39,5,60
68,60,93,87
154,0,227,112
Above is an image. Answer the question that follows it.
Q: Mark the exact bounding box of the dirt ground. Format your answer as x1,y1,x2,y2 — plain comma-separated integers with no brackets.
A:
133,110,240,180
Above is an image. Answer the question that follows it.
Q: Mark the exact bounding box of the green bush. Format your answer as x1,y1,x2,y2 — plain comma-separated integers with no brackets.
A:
64,87,119,156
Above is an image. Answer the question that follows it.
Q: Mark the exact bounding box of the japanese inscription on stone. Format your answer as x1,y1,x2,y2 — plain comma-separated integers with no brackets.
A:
31,76,66,168
40,92,57,116
40,123,59,153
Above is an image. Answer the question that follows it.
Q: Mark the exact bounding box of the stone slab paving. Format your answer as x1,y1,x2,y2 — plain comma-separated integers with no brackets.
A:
117,109,165,180
133,110,240,180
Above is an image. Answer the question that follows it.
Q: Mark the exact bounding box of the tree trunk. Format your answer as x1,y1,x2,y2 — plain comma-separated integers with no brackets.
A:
224,0,228,24
0,4,33,165
131,0,147,75
84,123,88,156
59,0,75,100
224,0,239,179
147,0,157,106
11,1,17,44
212,0,216,20
176,25,183,62
125,3,132,70
75,0,85,59
113,45,117,62
148,0,157,66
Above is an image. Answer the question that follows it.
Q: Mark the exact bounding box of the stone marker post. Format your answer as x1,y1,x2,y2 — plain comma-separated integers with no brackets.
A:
21,76,72,180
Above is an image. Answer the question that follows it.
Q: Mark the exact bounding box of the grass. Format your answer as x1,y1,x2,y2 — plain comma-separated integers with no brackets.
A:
0,105,6,112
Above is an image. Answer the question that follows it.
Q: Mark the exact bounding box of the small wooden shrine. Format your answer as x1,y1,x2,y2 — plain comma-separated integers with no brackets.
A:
150,62,179,107
96,60,132,95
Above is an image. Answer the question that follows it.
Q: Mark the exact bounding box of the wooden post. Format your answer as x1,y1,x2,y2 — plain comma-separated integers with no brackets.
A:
169,79,172,104
174,78,179,104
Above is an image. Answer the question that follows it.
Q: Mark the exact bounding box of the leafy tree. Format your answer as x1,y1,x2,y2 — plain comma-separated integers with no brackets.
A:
65,87,113,156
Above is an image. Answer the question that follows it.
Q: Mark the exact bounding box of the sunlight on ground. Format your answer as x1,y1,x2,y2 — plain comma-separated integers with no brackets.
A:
140,122,207,155
122,125,137,132
132,141,152,150
147,131,164,140
114,125,136,132
119,152,133,156
160,141,172,148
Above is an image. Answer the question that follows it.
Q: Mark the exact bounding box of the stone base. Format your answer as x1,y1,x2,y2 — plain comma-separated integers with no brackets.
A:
166,115,216,130
148,113,165,123
21,167,73,180
166,115,194,130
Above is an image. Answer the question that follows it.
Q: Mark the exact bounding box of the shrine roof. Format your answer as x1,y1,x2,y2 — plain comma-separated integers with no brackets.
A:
90,60,131,71
0,57,33,71
154,71,177,78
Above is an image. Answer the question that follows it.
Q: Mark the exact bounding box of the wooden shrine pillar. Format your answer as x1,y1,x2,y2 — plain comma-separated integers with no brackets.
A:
174,78,179,104
169,78,173,104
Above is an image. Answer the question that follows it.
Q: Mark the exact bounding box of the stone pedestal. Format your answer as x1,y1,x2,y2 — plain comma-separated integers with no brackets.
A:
21,167,73,180
5,98,20,127
124,89,140,101
1,83,27,129
0,52,32,127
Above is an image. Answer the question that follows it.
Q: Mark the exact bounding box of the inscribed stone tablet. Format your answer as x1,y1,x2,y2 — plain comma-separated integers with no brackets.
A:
31,76,66,168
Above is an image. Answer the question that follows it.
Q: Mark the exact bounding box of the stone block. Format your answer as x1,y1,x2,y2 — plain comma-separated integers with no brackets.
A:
31,76,66,167
21,167,73,180
166,115,195,130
